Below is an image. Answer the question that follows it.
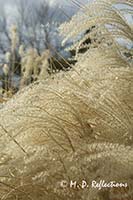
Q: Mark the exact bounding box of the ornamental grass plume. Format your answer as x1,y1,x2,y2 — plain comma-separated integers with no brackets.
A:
5,52,11,63
10,25,19,52
3,64,9,76
4,25,19,92
0,0,132,200
59,0,133,58
38,49,50,80
19,48,50,88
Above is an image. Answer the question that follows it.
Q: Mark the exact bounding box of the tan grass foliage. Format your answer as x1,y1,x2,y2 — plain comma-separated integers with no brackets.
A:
0,0,132,199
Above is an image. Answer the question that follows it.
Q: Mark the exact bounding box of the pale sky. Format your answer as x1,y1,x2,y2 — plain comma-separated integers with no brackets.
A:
0,0,132,25
0,0,84,25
